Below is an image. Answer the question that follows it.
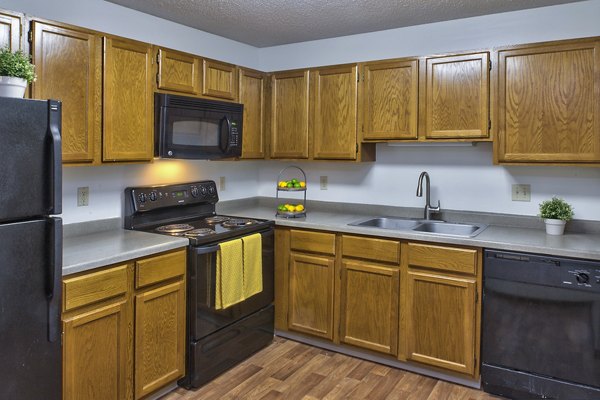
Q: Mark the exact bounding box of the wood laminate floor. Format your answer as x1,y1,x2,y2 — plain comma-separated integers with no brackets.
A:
163,337,504,400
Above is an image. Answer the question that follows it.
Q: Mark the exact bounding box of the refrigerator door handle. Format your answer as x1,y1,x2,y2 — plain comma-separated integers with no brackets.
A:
47,218,62,343
48,100,62,215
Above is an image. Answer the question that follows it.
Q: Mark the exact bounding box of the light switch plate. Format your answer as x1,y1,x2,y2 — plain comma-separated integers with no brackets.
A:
320,176,328,190
219,176,226,191
512,184,531,202
77,187,89,207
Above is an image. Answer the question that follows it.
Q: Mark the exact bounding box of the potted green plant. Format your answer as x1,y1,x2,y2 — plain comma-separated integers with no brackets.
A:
539,196,574,235
0,47,36,98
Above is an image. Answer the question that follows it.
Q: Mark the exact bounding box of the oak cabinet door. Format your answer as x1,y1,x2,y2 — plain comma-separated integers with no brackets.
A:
403,271,476,375
340,261,399,355
239,68,266,159
497,40,600,163
362,60,419,140
157,48,200,95
103,37,153,162
0,10,20,50
135,280,185,399
202,59,237,100
270,70,310,159
425,53,490,139
63,301,128,400
311,65,358,160
288,252,335,339
31,21,99,163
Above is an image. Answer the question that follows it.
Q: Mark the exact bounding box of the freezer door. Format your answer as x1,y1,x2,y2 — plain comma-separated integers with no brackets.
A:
0,97,62,221
0,218,62,399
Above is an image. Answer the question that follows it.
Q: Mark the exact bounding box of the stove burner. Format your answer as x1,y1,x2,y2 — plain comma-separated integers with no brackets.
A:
155,223,195,234
184,228,217,237
205,216,230,224
222,218,256,228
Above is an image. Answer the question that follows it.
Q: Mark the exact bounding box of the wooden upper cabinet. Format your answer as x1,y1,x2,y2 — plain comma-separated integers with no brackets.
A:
103,37,154,162
362,59,419,140
425,52,490,139
311,65,358,160
0,10,20,50
496,39,600,164
239,68,266,158
202,59,237,100
270,70,310,159
157,48,200,95
31,21,99,164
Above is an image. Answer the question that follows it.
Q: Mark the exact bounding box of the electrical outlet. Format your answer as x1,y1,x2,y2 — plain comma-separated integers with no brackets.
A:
320,176,328,190
219,176,226,191
77,187,89,207
512,184,531,202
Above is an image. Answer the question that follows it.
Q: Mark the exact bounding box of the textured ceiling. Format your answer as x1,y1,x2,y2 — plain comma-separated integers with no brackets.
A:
105,0,586,47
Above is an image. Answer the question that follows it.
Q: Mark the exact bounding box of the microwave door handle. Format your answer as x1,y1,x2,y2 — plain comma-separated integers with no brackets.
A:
219,116,231,153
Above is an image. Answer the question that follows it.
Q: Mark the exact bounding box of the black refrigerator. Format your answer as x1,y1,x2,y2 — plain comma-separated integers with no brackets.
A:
0,97,62,399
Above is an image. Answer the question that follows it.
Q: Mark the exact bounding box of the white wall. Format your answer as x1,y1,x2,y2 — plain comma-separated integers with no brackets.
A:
256,0,600,221
1,0,260,68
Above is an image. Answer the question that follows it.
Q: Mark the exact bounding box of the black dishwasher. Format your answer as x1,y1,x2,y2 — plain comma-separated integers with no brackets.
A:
482,250,600,399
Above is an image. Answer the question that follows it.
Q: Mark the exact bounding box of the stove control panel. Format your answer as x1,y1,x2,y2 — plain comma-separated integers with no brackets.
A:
128,181,219,212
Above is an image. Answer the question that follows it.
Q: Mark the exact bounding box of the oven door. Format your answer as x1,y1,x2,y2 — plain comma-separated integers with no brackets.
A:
188,229,274,341
157,106,241,160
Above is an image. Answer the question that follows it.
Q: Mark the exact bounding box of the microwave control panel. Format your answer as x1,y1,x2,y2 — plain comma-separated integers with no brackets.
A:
230,121,240,148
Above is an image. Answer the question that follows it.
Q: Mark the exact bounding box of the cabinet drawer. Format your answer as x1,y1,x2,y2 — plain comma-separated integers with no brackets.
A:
342,235,400,264
290,230,336,255
63,264,128,311
407,243,477,275
136,249,186,289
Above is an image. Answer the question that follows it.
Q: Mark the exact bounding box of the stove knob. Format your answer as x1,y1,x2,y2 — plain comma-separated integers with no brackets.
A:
138,193,147,203
191,187,199,197
208,186,216,195
200,186,208,196
149,192,157,201
576,273,590,284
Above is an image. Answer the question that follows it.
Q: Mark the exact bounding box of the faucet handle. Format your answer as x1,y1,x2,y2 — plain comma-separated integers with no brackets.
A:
431,200,441,212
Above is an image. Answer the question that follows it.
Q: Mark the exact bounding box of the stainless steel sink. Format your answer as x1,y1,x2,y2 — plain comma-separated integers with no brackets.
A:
349,216,423,230
348,217,487,238
411,221,487,237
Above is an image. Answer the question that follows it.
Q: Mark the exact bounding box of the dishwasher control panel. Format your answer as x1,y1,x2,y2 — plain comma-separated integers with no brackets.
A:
564,268,600,288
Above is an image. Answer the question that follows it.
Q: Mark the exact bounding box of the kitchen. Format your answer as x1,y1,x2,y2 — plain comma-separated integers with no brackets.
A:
1,0,599,399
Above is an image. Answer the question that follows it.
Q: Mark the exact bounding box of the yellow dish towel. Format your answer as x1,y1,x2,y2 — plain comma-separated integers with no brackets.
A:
216,238,244,310
242,233,263,299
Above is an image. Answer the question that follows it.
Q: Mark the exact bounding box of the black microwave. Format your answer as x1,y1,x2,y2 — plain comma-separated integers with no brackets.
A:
155,93,243,160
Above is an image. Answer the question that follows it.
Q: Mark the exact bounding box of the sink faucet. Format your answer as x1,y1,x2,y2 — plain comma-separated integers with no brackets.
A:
416,171,441,220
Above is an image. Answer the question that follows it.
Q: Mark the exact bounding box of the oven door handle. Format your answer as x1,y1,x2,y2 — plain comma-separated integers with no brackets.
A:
194,244,220,255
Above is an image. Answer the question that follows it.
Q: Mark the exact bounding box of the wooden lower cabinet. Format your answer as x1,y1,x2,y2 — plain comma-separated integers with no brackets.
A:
62,249,186,400
339,261,399,355
402,271,477,375
277,227,482,379
288,252,335,339
63,300,128,400
135,281,186,399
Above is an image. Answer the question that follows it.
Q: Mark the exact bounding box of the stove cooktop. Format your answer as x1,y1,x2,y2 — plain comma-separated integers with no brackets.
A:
144,215,270,246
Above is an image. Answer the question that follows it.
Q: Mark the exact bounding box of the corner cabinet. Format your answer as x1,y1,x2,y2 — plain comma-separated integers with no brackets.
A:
239,68,267,159
62,249,187,400
0,9,21,50
103,37,154,162
310,65,358,160
424,52,490,140
270,70,310,159
361,59,419,140
495,39,600,164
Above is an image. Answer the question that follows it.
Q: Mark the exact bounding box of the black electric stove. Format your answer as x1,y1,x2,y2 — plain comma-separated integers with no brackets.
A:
124,180,273,244
124,180,275,389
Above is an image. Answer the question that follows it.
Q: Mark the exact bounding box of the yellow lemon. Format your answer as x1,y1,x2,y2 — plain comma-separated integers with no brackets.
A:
286,205,295,212
295,204,305,212
299,181,306,188
278,181,287,188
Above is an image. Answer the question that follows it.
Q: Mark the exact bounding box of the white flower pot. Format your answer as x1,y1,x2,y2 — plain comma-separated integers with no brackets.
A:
544,218,567,235
0,76,27,98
